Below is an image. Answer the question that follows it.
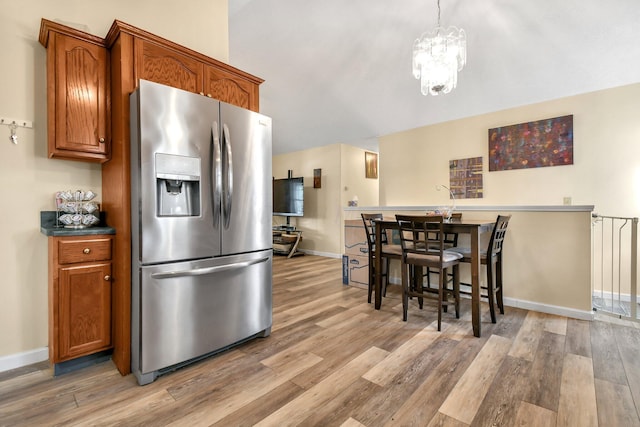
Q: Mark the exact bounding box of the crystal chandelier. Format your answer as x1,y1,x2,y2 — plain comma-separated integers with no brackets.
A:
412,0,467,96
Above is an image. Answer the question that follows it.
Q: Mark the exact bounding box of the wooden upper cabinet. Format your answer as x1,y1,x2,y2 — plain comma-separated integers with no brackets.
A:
106,20,263,112
135,39,204,94
204,65,258,111
39,19,110,162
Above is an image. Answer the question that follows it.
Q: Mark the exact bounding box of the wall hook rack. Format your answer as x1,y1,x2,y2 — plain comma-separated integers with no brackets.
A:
0,117,33,145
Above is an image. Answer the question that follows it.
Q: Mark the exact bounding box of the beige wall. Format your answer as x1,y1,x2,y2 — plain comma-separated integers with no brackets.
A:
273,143,379,257
340,144,379,208
500,210,592,311
379,83,640,216
0,0,228,362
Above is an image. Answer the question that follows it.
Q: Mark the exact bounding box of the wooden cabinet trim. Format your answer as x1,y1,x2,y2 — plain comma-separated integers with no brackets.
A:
105,20,264,86
103,32,134,376
39,19,106,49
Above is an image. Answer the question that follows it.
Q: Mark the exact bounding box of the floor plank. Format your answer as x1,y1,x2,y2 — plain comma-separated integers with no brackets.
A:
556,353,598,427
613,323,640,418
543,313,568,335
426,411,469,427
565,317,592,358
522,331,564,411
253,346,389,426
513,401,556,427
595,378,640,426
385,336,488,426
439,334,512,424
471,355,532,426
508,310,545,361
591,319,629,385
362,320,444,386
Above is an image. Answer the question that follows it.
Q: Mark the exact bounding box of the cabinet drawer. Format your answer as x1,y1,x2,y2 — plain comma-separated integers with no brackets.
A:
57,238,112,264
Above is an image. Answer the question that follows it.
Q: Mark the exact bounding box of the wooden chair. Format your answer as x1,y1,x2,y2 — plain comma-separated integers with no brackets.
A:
424,212,462,290
450,215,511,323
361,213,402,304
396,214,463,331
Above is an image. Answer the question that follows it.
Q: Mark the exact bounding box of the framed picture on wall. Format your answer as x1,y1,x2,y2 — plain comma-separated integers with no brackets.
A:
313,168,322,188
488,114,573,171
365,152,378,179
450,157,483,198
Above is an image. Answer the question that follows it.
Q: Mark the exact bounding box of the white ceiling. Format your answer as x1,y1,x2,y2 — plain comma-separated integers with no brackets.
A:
229,0,640,155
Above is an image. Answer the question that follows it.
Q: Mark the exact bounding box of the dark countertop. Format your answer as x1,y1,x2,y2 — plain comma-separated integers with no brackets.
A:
40,211,116,237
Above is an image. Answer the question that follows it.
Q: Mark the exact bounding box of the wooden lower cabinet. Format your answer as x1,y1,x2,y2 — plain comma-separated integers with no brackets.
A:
48,235,113,364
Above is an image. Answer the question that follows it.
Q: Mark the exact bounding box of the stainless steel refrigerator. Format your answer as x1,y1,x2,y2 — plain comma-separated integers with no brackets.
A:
129,80,272,385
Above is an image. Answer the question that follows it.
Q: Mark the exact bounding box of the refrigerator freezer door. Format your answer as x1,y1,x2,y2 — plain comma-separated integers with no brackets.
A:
131,80,222,264
134,250,272,383
220,102,272,255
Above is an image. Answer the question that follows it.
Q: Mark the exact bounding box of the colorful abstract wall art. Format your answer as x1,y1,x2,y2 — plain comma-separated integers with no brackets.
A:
488,115,573,171
450,157,483,199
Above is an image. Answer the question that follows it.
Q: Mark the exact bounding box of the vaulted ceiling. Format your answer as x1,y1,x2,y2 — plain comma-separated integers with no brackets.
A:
229,0,640,155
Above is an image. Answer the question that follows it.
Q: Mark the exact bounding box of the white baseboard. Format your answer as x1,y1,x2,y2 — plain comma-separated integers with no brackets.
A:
503,297,594,321
299,250,342,259
0,347,49,373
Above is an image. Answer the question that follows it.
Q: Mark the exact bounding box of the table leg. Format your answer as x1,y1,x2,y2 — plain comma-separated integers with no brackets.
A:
471,226,481,337
374,223,382,310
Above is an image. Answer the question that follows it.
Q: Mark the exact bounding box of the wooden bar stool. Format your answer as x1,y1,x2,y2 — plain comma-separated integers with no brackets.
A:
450,215,511,323
396,214,463,330
361,214,402,304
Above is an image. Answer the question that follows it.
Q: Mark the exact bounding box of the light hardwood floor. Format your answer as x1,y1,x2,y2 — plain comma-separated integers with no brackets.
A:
1,255,640,426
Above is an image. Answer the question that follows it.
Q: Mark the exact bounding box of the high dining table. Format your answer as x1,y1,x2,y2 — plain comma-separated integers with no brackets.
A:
373,217,496,337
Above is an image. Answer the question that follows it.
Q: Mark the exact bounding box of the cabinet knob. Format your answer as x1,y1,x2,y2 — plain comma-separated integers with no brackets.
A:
199,92,204,96
104,275,111,281
99,137,105,143
207,94,212,98
83,248,91,254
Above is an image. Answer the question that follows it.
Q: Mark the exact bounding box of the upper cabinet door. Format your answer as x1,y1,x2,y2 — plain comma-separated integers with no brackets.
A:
43,30,110,162
54,35,109,157
204,65,260,112
135,39,204,94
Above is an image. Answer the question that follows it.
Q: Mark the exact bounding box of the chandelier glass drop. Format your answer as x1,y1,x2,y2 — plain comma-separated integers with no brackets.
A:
412,0,466,96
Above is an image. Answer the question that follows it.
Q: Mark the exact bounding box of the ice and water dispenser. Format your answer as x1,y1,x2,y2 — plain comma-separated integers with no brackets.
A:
155,153,201,217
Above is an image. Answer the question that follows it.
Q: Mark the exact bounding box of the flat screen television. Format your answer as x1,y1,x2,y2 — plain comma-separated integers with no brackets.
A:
273,177,304,218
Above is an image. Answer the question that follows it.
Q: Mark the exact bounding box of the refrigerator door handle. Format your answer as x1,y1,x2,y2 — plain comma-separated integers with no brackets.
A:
212,122,222,228
222,123,233,229
150,256,270,279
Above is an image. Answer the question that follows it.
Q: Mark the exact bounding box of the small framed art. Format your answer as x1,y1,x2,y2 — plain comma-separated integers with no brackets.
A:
365,152,378,179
